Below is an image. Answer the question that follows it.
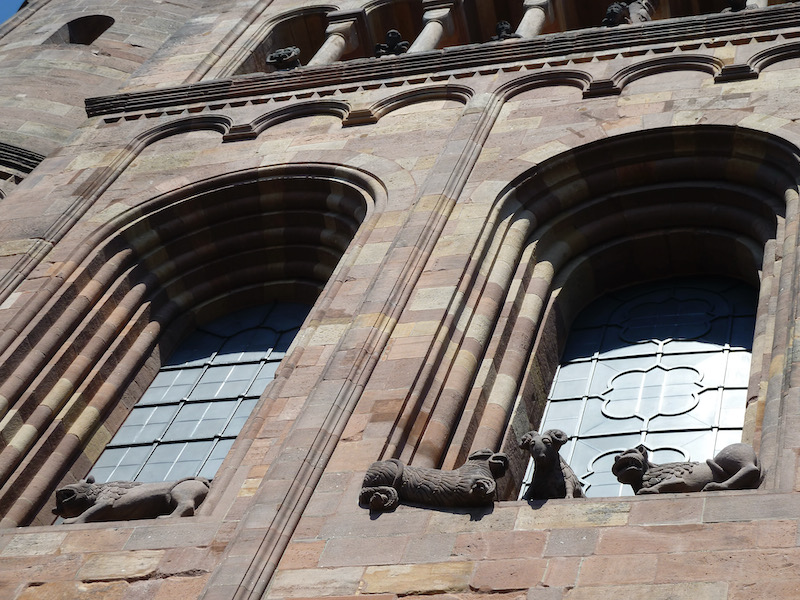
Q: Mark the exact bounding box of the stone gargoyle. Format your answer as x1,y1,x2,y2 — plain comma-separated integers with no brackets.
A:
520,429,584,500
601,0,652,26
53,476,210,524
612,443,761,495
359,449,509,511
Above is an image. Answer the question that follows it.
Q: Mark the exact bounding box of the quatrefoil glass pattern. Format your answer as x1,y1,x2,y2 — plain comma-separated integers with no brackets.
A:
524,277,756,498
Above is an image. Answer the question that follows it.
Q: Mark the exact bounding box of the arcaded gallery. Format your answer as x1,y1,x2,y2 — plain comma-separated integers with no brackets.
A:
1,0,800,597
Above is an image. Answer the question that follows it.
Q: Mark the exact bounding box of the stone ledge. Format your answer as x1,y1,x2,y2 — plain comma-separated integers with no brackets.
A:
84,4,800,118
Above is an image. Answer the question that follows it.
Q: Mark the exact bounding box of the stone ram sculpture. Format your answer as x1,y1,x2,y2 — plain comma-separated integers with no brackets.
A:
520,429,584,500
359,449,509,511
53,476,210,524
612,443,761,495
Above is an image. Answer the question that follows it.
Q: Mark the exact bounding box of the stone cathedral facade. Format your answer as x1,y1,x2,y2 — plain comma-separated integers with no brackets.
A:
1,0,800,598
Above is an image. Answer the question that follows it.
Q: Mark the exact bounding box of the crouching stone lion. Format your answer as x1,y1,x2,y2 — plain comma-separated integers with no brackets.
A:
53,476,210,524
520,429,584,500
359,449,509,511
612,443,761,495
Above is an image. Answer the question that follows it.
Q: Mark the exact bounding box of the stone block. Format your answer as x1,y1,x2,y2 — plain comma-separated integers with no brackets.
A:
628,496,703,525
516,501,630,530
655,548,800,583
279,540,327,570
77,550,164,582
62,528,133,553
2,532,67,556
578,554,658,586
544,528,598,557
728,579,800,600
361,562,473,595
401,533,456,563
154,574,211,600
564,582,726,600
595,522,774,555
268,567,365,598
320,507,431,538
123,522,219,550
427,506,519,534
528,588,565,600
319,535,408,567
471,558,548,591
453,530,547,560
703,492,800,522
541,557,580,588
16,580,129,600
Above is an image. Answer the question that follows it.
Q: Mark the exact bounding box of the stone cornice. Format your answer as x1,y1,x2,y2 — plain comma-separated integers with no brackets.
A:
0,142,46,174
86,3,800,118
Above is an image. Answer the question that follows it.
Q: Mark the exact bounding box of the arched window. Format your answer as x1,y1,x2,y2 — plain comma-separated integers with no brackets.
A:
522,276,756,497
91,302,310,483
44,15,114,45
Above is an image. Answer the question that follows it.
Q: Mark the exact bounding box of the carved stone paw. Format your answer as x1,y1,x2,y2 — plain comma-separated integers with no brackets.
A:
360,486,399,511
701,482,727,492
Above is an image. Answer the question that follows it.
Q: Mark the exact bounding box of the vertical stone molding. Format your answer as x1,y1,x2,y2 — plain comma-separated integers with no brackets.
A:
308,17,359,66
408,3,455,53
515,0,551,38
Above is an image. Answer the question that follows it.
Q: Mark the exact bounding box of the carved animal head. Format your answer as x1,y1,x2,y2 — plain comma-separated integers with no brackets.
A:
386,29,403,45
602,2,631,26
52,476,99,518
520,429,568,467
495,20,512,36
611,445,652,486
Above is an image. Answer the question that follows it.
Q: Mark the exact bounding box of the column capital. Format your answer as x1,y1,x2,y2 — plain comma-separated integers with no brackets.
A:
522,0,550,10
421,0,461,10
323,11,362,53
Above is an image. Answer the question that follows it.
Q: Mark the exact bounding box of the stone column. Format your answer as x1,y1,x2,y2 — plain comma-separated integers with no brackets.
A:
515,0,551,38
408,6,453,53
308,18,359,66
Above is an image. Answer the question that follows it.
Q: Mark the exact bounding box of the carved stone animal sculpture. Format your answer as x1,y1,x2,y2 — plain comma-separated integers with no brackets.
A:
520,429,584,500
612,443,761,495
53,476,210,524
602,0,652,26
359,449,509,511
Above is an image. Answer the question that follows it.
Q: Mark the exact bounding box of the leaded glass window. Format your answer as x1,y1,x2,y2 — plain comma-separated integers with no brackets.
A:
91,302,310,483
521,277,756,498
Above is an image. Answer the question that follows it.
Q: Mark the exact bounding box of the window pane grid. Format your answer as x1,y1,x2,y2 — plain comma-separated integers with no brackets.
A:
523,278,756,498
92,303,309,483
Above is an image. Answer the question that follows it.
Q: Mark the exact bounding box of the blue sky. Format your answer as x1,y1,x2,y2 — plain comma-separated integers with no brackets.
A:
0,0,24,26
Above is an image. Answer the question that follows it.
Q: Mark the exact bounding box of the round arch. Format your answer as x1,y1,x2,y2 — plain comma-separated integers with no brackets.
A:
394,125,800,500
0,163,384,526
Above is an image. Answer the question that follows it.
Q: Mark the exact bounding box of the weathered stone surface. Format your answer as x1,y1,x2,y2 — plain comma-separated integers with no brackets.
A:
471,558,547,591
16,581,129,600
515,502,630,530
564,582,727,600
2,532,67,556
544,528,598,557
268,567,365,598
76,550,165,581
361,562,473,595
